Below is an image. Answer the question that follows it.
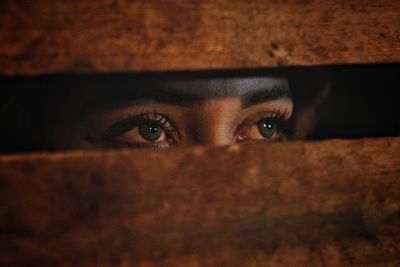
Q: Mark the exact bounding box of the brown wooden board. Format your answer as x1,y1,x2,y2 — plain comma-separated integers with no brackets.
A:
0,0,399,75
0,137,399,266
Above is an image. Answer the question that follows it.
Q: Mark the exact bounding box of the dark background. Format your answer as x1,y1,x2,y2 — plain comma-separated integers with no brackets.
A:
310,64,400,139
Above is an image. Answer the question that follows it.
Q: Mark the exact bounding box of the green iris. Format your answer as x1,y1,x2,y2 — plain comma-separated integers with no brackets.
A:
139,121,162,141
257,119,276,138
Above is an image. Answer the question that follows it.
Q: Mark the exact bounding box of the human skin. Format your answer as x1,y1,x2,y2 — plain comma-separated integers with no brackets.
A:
42,77,294,150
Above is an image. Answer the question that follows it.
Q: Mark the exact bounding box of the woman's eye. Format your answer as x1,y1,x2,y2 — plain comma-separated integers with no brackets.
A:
237,118,283,143
115,121,167,144
114,120,171,147
86,112,178,149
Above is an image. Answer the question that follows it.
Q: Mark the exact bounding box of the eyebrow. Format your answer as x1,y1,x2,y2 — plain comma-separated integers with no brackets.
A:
130,84,292,108
241,85,292,109
132,87,203,107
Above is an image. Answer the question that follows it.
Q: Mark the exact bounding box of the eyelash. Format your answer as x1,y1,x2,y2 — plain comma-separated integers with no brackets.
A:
85,111,177,148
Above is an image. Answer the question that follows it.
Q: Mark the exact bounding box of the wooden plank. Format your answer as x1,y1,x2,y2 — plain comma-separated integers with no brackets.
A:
0,0,399,75
0,137,399,266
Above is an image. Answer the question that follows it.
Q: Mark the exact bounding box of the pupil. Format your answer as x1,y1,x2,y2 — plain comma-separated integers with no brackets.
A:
139,122,162,141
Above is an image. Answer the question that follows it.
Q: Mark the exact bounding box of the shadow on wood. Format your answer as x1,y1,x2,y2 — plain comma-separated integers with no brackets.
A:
0,138,399,266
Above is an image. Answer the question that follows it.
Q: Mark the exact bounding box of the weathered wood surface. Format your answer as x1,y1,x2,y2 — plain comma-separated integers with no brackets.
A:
0,0,399,75
0,137,399,266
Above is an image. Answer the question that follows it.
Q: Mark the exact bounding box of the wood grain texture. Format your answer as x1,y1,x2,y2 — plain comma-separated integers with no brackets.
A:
0,0,399,75
0,137,399,266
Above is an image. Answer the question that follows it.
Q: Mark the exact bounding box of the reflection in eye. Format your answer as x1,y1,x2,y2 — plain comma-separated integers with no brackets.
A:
86,111,178,149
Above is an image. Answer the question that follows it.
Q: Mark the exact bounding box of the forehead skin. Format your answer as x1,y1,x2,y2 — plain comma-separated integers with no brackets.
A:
149,77,290,98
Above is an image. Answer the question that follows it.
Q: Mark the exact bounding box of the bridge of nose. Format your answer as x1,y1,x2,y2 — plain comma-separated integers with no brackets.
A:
188,98,240,146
